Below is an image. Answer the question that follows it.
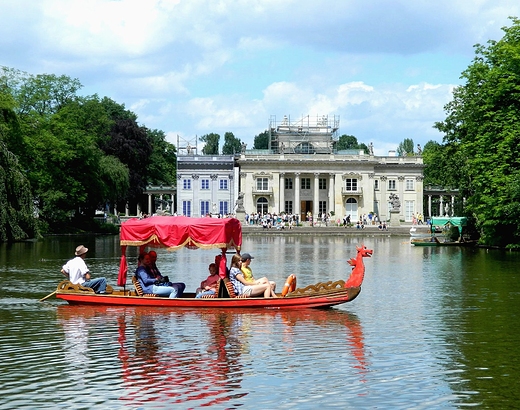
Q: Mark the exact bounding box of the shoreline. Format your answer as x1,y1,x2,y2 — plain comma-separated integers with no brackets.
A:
242,224,421,236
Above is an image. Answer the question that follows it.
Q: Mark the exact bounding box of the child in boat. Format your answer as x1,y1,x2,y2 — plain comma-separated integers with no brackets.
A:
196,263,219,298
240,253,276,293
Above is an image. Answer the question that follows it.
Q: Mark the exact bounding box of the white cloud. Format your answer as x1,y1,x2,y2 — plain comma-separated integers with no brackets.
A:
1,0,519,154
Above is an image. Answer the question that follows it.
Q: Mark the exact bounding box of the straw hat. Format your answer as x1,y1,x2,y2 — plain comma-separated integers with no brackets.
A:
75,245,88,256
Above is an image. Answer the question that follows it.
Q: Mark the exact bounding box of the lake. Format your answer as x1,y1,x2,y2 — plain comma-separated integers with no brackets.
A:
0,234,519,409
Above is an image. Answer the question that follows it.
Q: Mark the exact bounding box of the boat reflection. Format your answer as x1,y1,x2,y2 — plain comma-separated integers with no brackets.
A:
57,306,366,406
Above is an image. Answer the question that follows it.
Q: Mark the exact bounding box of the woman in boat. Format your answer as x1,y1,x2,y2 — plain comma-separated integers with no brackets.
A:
135,253,184,298
229,254,276,298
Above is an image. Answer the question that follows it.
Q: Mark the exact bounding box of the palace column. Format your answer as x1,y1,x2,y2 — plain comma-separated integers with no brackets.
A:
451,195,455,216
148,194,152,214
294,173,301,221
279,173,285,214
398,176,405,220
439,196,444,217
428,195,432,219
328,173,335,216
313,172,319,219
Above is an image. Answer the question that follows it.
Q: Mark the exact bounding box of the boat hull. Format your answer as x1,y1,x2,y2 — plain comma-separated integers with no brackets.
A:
56,287,361,309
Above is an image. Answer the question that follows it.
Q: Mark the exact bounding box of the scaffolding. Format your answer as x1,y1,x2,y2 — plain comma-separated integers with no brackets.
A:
176,135,199,156
268,114,340,154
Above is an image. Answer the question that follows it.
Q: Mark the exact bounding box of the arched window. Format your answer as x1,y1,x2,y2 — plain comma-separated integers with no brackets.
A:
256,197,269,214
294,142,315,154
345,198,358,221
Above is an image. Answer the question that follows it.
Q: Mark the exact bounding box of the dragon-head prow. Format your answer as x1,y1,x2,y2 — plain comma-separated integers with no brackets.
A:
357,244,373,258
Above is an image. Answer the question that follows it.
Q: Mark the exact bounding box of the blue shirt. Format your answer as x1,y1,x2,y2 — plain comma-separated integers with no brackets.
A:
135,266,155,294
229,266,245,295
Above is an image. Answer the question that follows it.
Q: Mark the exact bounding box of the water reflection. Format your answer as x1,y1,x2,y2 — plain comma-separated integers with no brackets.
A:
56,305,366,408
4,236,520,408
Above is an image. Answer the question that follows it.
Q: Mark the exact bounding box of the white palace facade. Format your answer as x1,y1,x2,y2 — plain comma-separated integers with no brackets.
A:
237,115,425,223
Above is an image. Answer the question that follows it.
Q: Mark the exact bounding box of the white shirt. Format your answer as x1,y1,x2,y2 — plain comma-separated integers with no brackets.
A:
62,256,89,284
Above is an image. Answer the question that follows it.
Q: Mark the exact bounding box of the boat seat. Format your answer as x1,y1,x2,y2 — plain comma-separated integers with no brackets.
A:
132,276,157,297
217,278,249,298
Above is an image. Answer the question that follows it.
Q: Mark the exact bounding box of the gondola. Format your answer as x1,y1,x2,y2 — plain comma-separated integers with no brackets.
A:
54,216,372,309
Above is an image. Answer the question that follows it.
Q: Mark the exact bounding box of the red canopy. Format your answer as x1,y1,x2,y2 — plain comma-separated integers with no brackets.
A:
117,216,242,287
120,216,242,250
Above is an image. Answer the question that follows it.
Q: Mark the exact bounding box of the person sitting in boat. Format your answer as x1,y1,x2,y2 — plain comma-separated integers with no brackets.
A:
229,254,277,298
148,250,186,297
61,245,107,294
135,253,185,298
195,262,219,298
240,253,276,293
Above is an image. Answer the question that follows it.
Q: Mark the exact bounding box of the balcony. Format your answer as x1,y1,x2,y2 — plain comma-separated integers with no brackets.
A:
341,187,363,197
252,188,273,197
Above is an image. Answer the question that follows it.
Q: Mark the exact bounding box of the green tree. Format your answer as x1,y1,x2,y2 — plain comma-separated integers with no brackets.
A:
254,130,269,149
0,94,37,242
336,134,369,154
434,17,520,246
200,133,220,155
397,138,414,156
147,128,177,185
222,131,242,155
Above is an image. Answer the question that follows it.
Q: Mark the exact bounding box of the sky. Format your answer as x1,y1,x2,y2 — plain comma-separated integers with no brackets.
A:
1,0,520,156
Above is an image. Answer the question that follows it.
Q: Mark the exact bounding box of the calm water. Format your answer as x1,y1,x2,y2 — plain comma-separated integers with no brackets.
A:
1,234,519,409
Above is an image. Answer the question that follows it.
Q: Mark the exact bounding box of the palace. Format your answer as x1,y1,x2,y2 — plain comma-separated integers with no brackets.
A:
237,115,424,223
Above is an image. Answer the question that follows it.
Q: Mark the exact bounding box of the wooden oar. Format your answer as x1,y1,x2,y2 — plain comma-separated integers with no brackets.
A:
39,290,57,302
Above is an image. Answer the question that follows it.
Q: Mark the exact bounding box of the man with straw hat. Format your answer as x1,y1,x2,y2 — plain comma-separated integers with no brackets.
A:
61,245,107,294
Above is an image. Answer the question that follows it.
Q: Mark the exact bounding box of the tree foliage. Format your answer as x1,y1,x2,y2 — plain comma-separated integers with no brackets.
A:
0,66,177,238
254,130,269,149
433,17,520,246
397,138,415,156
222,131,242,155
336,134,369,154
200,133,220,155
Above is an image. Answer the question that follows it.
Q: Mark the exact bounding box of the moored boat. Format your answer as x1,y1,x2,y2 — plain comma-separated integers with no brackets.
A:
54,216,372,309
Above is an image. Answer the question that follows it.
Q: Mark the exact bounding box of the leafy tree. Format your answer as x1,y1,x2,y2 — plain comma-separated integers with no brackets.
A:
147,128,177,185
397,138,414,156
336,134,369,154
222,131,242,155
254,130,269,149
101,117,152,203
434,17,520,246
0,97,37,241
200,133,220,155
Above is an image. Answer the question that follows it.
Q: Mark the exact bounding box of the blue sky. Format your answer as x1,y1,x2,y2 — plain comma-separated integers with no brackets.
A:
1,0,519,155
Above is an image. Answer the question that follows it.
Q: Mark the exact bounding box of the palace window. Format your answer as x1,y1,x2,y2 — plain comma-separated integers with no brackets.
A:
183,179,191,190
388,179,396,190
301,178,311,190
257,197,268,214
219,179,228,190
285,200,293,214
345,178,358,191
285,178,293,190
405,179,414,190
182,200,191,216
374,180,379,190
319,201,327,215
405,200,415,221
256,178,269,191
200,201,210,216
201,179,209,190
319,178,327,190
219,201,229,215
